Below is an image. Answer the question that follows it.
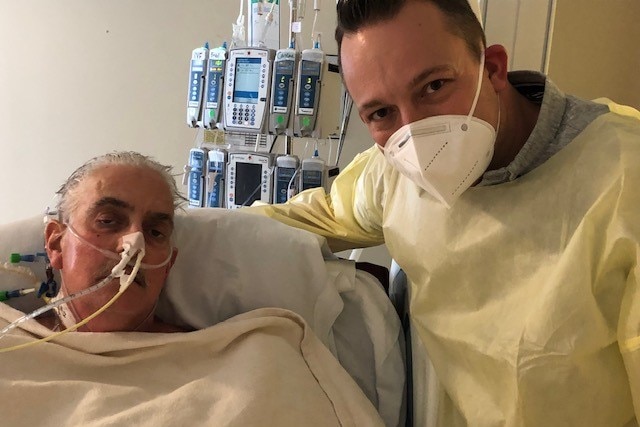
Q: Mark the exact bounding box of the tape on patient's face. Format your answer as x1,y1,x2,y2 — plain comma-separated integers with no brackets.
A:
65,223,173,270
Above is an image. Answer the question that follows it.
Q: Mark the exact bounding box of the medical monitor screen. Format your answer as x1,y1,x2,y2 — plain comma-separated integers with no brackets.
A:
235,162,263,206
233,57,262,104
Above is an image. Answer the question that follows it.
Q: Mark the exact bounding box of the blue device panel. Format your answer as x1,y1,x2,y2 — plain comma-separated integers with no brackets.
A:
273,60,295,109
207,161,225,208
188,150,206,207
188,61,205,108
275,167,297,204
298,61,321,110
301,170,322,191
207,59,225,104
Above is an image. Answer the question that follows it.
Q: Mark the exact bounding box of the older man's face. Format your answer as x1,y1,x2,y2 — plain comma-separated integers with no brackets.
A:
45,164,177,332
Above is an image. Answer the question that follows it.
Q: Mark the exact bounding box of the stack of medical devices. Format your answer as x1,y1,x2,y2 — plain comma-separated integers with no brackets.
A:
183,0,350,209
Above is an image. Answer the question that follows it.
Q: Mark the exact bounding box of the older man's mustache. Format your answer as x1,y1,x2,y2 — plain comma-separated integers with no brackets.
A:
93,263,147,289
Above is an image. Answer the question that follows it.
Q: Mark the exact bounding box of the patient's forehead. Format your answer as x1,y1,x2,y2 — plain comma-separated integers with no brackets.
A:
68,164,174,219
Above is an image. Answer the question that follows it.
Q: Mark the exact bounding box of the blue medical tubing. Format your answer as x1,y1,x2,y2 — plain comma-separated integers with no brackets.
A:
0,289,34,302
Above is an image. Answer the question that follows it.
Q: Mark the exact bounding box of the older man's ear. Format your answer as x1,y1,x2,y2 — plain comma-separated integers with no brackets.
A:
45,220,65,270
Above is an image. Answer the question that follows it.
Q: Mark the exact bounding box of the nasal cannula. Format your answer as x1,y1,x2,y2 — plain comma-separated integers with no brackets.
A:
0,229,171,353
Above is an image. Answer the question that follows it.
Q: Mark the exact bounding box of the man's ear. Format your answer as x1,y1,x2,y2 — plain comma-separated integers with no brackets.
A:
484,44,509,92
45,220,65,270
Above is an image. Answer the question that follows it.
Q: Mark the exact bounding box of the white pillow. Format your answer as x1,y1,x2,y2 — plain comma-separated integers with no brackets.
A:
156,208,344,347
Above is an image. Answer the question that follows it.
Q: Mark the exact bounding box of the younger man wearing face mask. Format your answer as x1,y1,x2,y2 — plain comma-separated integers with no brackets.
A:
248,0,640,425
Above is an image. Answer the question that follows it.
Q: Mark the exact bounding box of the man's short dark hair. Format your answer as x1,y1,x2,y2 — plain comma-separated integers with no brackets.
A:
335,0,486,62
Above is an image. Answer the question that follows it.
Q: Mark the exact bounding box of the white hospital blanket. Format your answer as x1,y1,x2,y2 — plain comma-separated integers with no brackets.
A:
0,304,384,427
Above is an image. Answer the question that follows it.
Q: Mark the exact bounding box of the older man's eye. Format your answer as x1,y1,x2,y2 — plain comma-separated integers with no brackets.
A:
150,229,165,239
146,227,171,244
96,217,117,227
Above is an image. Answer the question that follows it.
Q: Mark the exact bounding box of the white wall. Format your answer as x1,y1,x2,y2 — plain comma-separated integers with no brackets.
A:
482,0,555,72
547,0,640,109
0,0,350,223
0,1,213,222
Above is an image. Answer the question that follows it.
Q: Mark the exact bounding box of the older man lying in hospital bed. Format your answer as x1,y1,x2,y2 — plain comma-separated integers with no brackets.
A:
0,152,404,426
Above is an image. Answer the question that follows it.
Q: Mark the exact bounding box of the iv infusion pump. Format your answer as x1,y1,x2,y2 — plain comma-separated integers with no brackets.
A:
226,152,275,209
203,45,228,129
187,148,207,207
223,48,276,134
187,46,208,127
269,48,298,135
294,47,325,137
186,148,325,209
206,149,227,208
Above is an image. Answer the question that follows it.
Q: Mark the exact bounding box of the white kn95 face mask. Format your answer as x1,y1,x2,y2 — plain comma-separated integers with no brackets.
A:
383,54,500,208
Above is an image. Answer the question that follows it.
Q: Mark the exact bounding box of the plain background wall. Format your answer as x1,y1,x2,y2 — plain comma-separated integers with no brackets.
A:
548,0,640,109
0,1,231,222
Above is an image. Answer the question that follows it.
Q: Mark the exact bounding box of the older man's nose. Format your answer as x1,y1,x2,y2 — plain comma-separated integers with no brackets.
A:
116,224,145,252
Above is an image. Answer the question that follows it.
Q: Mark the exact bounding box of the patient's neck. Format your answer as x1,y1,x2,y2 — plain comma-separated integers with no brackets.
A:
37,314,59,330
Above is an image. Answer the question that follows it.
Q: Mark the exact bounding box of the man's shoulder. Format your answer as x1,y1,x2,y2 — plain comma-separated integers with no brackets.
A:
592,98,640,123
575,105,640,162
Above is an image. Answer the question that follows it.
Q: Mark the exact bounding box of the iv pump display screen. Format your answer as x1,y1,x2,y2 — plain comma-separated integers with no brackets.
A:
233,57,262,104
235,162,262,206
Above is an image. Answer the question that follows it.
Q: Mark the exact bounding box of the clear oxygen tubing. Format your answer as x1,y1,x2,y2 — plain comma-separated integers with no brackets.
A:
0,251,143,353
0,231,165,352
64,223,174,270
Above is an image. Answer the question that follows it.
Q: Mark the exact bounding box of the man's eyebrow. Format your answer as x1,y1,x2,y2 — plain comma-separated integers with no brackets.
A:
91,197,134,212
146,212,174,228
358,64,455,113
86,197,174,227
408,64,453,88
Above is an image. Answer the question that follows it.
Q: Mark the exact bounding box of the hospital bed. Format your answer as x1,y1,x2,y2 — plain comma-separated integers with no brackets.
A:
0,208,407,426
